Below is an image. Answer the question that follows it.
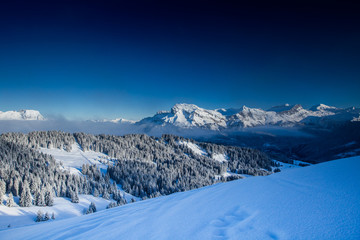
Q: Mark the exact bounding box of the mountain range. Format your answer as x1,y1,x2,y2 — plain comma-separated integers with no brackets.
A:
1,104,359,131
137,103,360,130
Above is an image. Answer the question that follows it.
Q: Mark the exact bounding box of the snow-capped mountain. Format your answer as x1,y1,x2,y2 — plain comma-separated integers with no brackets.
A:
139,103,227,130
0,110,45,120
97,118,136,124
137,103,359,130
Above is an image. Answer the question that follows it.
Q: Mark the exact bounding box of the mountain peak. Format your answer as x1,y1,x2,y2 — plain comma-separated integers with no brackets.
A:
310,104,337,111
0,109,45,120
171,103,200,113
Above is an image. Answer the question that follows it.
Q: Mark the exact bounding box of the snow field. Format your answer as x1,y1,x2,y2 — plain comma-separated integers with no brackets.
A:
1,156,359,239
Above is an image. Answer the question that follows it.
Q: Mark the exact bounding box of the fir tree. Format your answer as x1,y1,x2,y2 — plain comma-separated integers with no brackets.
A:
6,193,15,207
44,212,50,221
45,190,54,206
36,210,43,222
19,180,32,207
71,190,79,203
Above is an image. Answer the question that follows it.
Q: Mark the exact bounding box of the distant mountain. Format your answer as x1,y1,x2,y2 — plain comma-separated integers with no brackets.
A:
138,103,227,130
0,109,45,120
96,118,136,124
137,103,359,130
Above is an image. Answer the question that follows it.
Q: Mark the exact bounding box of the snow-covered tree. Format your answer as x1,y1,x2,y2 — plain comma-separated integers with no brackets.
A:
36,210,43,222
86,202,97,214
45,190,53,206
6,193,15,207
71,190,79,203
44,212,50,221
19,180,32,207
35,190,45,206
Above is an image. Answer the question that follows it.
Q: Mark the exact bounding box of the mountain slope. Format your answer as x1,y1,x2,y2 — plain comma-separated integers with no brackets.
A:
0,110,44,120
1,156,359,240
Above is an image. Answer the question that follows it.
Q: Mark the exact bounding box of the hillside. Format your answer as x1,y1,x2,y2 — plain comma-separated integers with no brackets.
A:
0,156,358,239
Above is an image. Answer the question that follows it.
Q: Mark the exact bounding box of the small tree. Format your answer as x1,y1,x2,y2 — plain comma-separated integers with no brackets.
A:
86,202,97,214
93,188,99,197
51,212,55,220
7,193,15,207
106,202,117,209
44,212,50,221
36,210,43,222
102,189,110,200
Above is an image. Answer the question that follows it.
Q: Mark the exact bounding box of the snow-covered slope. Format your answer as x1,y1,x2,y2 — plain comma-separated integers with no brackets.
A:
0,194,114,230
0,110,44,120
137,103,358,130
39,143,112,175
1,156,359,240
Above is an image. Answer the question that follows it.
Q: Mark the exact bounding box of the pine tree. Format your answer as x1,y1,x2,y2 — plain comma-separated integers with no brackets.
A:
44,212,50,221
89,202,96,213
51,212,55,220
71,190,79,203
19,180,32,207
36,210,43,222
35,190,45,206
6,193,15,207
45,190,54,206
102,189,110,200
12,178,19,196
0,180,5,203
93,188,99,197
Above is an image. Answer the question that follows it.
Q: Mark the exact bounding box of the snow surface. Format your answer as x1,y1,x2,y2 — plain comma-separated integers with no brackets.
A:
272,159,311,172
0,194,114,230
212,153,228,163
1,156,359,240
39,143,111,174
178,140,208,156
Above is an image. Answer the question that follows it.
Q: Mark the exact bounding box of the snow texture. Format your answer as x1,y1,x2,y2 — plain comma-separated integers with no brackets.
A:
1,156,359,240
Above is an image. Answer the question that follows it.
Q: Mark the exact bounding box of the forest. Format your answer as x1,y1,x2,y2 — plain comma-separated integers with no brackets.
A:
0,131,273,204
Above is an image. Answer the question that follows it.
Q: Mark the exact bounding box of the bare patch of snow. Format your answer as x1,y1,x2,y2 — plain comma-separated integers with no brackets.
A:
178,140,208,156
212,153,228,163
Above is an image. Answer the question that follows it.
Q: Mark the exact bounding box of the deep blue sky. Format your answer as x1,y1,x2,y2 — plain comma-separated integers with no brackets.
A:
0,0,359,120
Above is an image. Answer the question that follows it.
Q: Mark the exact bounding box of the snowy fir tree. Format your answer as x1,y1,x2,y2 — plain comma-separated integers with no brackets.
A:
6,193,15,207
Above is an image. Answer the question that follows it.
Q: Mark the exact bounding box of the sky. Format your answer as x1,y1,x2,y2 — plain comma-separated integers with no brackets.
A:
0,0,359,120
